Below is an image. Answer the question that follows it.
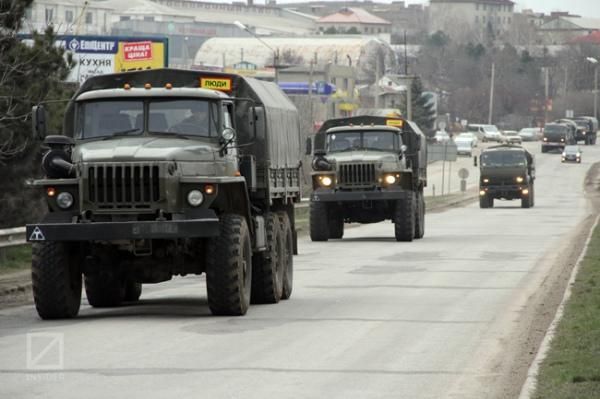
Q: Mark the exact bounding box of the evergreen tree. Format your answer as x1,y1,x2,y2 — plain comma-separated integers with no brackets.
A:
0,0,74,227
410,77,436,133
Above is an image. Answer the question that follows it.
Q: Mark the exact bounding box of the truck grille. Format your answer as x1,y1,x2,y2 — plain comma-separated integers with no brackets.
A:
339,163,376,187
87,164,160,209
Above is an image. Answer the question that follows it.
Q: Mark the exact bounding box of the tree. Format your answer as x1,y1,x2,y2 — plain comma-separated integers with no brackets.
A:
324,27,337,35
346,27,360,35
410,78,436,133
0,0,74,227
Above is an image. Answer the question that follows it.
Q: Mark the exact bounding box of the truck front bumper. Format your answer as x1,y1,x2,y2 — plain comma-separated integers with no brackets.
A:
481,185,528,199
311,188,408,202
26,210,220,242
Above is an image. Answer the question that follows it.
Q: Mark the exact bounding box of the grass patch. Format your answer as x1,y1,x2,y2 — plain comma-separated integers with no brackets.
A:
0,245,31,275
533,224,600,398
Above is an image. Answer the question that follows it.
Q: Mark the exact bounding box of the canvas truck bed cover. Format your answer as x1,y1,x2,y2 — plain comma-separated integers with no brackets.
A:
64,68,301,169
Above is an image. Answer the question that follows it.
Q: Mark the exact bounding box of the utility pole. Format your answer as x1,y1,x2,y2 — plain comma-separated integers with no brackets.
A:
544,67,549,124
488,62,495,124
595,66,598,119
375,54,381,108
406,77,412,120
308,58,314,130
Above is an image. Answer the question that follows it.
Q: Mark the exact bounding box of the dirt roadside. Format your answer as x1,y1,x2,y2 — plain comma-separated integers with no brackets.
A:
448,162,600,399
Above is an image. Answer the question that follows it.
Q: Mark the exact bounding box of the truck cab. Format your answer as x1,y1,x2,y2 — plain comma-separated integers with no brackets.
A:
308,116,427,242
542,123,575,152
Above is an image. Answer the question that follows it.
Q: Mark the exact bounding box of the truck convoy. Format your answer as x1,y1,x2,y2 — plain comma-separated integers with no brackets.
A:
307,115,427,242
26,68,302,319
572,116,598,145
478,145,535,209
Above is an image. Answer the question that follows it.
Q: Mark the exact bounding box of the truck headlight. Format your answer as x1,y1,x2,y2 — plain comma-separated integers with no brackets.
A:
320,176,333,187
515,176,524,183
384,174,397,185
56,192,74,209
187,190,204,207
483,178,489,183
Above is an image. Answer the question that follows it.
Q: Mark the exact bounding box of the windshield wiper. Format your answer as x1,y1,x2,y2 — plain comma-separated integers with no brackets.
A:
150,131,191,140
101,129,141,140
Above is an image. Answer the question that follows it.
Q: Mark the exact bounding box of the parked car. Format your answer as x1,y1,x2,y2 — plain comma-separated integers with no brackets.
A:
454,133,477,155
518,127,541,141
503,131,522,144
562,145,582,163
434,130,451,143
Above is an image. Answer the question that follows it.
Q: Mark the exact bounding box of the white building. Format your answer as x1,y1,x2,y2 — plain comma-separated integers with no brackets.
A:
429,0,515,42
21,0,113,35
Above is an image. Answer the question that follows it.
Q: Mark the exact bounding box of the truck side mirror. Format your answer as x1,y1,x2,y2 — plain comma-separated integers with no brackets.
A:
473,156,478,167
305,137,312,156
32,105,48,140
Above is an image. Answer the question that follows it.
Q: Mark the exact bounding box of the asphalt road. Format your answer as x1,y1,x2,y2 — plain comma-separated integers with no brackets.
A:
0,142,597,399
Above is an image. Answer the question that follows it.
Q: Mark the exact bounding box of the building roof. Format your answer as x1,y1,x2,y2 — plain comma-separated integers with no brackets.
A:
430,0,514,4
570,30,600,44
561,17,600,31
317,8,391,25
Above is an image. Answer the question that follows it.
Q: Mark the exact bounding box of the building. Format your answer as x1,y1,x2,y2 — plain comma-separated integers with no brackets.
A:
316,7,391,35
21,0,113,35
280,1,427,41
538,16,600,45
193,36,397,83
429,0,515,43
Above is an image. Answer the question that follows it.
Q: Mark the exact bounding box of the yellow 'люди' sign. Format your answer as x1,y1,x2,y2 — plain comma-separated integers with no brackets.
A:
386,119,404,127
200,78,232,91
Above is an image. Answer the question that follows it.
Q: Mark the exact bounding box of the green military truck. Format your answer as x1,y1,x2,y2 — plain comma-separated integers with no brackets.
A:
26,68,302,319
306,115,427,242
478,144,535,209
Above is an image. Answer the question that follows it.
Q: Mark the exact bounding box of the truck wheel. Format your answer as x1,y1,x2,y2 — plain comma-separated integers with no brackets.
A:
84,273,126,308
541,146,547,153
124,281,142,302
31,242,82,319
530,185,535,207
479,195,489,208
251,213,284,304
328,212,344,239
206,214,252,316
394,193,415,242
521,190,531,209
414,191,425,239
310,201,329,241
278,211,294,300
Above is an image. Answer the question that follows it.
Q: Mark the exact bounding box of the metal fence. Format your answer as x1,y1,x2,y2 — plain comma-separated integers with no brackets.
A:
0,227,26,249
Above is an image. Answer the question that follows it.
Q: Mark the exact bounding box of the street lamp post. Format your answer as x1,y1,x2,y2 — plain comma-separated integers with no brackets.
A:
234,20,279,83
587,57,598,119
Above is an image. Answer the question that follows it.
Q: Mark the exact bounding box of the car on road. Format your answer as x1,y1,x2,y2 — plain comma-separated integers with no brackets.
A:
562,145,582,163
454,133,477,155
434,130,451,143
467,124,503,142
503,131,522,144
518,127,541,141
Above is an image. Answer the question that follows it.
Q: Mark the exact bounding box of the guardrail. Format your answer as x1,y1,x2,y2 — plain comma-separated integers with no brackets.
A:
0,227,27,249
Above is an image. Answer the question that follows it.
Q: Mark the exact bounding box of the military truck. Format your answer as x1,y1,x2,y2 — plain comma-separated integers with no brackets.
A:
572,116,598,145
306,115,427,242
541,122,575,153
478,145,535,209
26,68,301,319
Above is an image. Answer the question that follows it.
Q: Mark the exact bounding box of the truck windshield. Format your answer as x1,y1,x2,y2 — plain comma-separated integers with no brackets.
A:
326,130,399,152
76,99,219,139
544,125,566,135
481,151,527,167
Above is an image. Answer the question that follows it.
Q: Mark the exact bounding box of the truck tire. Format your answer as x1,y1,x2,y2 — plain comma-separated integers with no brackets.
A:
521,189,531,209
84,273,126,308
530,185,535,207
310,201,329,241
394,193,415,242
31,242,82,319
206,214,252,316
479,194,492,208
541,146,547,153
278,211,294,300
251,213,284,304
124,281,142,302
328,212,344,239
415,191,425,239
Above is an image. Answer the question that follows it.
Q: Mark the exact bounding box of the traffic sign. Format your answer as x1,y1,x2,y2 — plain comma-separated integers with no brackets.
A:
458,168,469,179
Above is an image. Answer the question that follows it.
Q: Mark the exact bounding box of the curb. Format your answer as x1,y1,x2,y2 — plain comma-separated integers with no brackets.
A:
518,214,600,399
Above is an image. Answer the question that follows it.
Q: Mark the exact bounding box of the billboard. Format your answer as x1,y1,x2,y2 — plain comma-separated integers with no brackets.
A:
58,36,168,84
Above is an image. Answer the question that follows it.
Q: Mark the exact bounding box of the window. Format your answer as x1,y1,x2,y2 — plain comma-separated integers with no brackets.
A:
483,4,487,11
143,16,154,22
25,7,32,20
476,4,479,10
77,101,144,139
85,12,92,24
483,16,486,23
45,8,53,23
475,15,479,23
65,10,73,23
120,16,131,21
508,17,511,24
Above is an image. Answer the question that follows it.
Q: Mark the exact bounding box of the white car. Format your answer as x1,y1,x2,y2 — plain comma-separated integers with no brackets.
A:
434,130,451,143
503,131,522,144
518,127,541,141
454,133,477,155
467,124,503,142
